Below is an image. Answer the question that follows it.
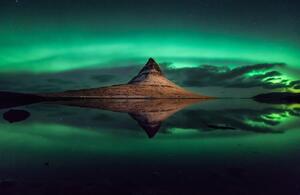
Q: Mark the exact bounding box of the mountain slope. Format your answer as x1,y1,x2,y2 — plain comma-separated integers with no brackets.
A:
42,58,210,99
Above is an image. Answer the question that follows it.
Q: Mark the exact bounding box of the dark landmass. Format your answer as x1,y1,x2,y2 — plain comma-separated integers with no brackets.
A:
207,124,236,130
0,91,43,109
253,92,300,104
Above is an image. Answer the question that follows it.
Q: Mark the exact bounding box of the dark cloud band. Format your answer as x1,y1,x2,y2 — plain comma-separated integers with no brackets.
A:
166,63,299,90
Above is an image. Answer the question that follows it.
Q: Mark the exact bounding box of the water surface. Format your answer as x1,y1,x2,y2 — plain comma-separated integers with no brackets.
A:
0,99,300,194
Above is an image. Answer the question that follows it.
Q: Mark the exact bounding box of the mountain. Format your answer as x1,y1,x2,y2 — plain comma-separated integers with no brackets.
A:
42,58,210,99
253,92,300,104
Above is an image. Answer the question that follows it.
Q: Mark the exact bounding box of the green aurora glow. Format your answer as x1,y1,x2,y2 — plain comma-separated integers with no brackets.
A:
1,2,300,193
1,31,300,73
1,0,300,94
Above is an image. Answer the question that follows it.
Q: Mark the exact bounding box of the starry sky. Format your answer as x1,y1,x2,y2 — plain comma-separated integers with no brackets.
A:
0,0,300,97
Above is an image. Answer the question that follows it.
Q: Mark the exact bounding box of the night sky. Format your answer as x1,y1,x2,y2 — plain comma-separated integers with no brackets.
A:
1,0,300,97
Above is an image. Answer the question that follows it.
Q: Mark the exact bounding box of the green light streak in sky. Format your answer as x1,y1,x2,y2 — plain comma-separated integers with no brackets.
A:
0,31,300,73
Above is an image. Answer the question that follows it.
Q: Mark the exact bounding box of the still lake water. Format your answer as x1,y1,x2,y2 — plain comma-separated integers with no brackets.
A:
0,99,300,194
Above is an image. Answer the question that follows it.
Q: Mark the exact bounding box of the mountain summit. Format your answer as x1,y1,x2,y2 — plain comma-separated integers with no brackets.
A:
136,58,163,75
42,58,210,99
128,58,178,87
129,58,163,83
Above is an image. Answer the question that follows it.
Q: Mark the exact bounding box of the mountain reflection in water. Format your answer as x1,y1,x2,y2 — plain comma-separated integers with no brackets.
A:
1,98,299,138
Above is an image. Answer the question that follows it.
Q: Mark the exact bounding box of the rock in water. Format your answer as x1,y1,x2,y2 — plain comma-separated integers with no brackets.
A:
3,109,30,123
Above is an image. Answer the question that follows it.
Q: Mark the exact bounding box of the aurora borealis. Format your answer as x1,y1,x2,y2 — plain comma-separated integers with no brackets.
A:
1,1,300,194
0,0,300,96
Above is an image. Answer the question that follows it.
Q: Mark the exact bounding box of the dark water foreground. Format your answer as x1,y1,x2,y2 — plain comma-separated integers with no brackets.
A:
0,98,300,195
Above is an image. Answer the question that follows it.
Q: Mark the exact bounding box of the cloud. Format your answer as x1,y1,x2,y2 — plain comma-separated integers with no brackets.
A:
90,74,115,83
289,80,300,89
166,63,300,90
0,66,135,93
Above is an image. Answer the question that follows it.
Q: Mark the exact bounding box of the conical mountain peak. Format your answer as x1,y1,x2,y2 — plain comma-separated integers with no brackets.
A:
128,58,166,84
144,58,163,73
147,57,156,63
